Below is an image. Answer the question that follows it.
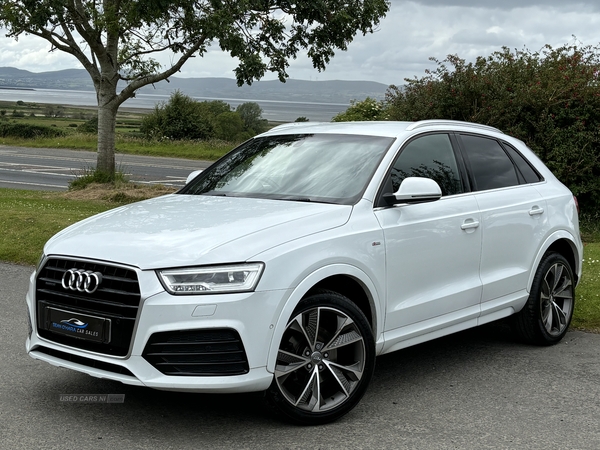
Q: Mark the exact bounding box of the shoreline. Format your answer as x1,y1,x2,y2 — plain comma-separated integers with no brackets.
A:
0,86,348,121
0,86,35,91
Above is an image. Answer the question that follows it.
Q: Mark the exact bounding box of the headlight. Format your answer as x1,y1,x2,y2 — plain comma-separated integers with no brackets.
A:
157,263,264,295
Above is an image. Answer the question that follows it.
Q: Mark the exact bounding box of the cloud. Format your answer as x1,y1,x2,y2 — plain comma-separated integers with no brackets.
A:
2,1,600,86
403,0,600,11
0,32,81,72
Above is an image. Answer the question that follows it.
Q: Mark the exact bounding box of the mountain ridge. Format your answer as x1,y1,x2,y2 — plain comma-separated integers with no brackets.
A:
0,67,388,104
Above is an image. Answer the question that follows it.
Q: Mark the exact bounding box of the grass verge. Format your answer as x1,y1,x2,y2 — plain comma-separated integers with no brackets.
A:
0,185,175,265
572,243,600,332
579,211,600,243
0,187,598,332
0,133,235,161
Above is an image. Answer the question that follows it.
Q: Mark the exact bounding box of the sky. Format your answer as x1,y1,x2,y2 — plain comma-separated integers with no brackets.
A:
1,0,600,86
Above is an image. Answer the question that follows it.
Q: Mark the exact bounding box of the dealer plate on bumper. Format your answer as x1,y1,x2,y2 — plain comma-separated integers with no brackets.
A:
44,307,111,343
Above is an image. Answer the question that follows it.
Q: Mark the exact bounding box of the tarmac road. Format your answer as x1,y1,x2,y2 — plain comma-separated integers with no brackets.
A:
2,262,599,449
0,146,212,190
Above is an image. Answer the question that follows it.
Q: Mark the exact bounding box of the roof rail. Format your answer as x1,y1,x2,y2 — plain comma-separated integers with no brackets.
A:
270,122,324,131
406,120,503,134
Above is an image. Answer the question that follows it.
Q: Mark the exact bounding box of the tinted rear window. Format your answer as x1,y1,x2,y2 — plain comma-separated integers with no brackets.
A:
460,134,519,191
502,143,543,184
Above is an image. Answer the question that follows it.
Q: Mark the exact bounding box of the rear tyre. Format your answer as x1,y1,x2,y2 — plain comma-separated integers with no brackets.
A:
266,290,375,425
513,252,575,345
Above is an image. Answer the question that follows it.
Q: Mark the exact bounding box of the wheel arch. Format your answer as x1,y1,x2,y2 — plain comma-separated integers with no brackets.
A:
305,275,375,330
528,231,582,291
265,264,383,373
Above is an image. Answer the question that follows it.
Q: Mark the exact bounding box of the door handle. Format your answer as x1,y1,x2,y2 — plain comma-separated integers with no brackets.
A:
529,206,545,216
461,219,480,230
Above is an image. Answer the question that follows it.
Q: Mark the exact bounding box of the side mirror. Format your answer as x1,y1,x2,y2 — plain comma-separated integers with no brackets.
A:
186,170,203,185
383,177,442,205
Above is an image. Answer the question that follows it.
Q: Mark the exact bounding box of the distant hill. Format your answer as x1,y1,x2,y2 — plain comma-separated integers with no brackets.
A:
0,67,388,104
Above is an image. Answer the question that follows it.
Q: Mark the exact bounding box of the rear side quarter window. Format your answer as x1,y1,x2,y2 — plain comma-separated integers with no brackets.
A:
459,134,519,191
501,143,544,184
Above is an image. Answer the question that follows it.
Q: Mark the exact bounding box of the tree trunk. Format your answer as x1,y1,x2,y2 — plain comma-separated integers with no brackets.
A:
96,79,119,177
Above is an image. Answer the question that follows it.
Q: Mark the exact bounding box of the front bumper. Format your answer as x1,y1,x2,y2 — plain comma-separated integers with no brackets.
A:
26,270,287,393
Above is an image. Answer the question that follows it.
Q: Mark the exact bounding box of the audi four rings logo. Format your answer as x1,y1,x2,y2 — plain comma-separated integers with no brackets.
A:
61,269,103,294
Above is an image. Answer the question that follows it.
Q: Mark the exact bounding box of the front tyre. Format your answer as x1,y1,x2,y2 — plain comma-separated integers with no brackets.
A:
513,252,575,345
266,290,375,425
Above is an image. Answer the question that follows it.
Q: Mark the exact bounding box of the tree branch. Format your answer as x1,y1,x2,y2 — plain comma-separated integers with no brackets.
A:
116,36,207,106
56,18,100,82
67,0,108,64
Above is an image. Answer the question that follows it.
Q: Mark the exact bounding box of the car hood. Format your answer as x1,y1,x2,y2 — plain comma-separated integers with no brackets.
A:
44,194,352,269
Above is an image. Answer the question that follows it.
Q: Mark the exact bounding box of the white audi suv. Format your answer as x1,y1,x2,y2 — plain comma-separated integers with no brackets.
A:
26,120,583,424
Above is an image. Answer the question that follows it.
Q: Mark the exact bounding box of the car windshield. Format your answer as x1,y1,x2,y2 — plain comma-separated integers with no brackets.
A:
179,133,394,204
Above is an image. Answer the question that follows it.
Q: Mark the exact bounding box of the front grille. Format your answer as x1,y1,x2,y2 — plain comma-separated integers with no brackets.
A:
143,329,249,376
36,258,141,356
35,346,135,377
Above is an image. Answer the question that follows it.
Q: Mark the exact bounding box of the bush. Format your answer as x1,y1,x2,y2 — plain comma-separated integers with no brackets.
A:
138,93,265,142
0,123,65,138
69,168,128,190
384,41,600,213
140,91,216,140
75,111,94,120
78,116,98,133
332,97,386,122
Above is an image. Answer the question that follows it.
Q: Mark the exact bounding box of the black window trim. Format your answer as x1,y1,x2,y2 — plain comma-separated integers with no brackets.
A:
498,140,545,185
374,131,468,208
454,132,524,193
374,130,547,207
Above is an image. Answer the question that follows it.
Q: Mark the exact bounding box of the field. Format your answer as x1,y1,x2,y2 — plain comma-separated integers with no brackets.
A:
0,99,238,160
575,243,600,331
0,99,140,130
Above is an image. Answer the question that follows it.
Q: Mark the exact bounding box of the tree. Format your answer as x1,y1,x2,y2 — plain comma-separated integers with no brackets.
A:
384,42,600,213
214,111,245,141
236,102,267,134
0,0,390,177
43,104,65,118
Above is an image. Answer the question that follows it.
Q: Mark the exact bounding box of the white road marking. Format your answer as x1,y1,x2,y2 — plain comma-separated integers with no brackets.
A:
0,180,67,189
0,167,76,178
0,150,203,170
136,180,184,186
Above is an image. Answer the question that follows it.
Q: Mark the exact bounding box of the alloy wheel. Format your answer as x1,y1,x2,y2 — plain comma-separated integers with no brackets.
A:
540,262,574,337
274,306,367,412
